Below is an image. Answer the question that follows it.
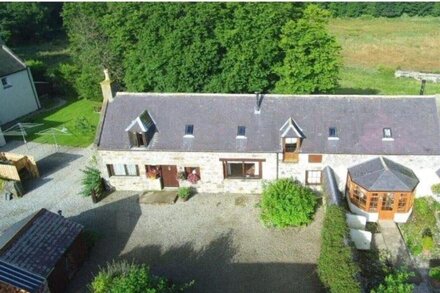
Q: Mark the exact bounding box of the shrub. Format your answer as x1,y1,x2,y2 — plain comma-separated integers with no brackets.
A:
177,187,192,200
90,260,190,293
260,178,318,227
431,183,440,195
422,235,434,252
400,197,439,256
26,59,48,81
74,115,95,134
80,166,104,199
429,267,440,281
317,205,361,292
371,271,414,293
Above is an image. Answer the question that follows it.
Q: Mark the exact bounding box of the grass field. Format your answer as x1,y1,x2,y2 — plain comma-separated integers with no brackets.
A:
329,17,440,94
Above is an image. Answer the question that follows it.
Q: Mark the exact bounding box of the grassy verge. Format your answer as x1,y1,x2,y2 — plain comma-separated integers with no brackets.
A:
400,197,440,257
21,99,101,147
337,66,440,95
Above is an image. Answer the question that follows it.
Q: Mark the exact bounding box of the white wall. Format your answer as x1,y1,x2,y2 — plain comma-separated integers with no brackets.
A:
0,69,40,125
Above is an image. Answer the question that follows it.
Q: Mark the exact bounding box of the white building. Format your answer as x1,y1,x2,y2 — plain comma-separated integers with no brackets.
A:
0,45,40,125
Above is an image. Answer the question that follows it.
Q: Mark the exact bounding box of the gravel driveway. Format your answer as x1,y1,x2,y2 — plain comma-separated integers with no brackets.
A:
68,192,325,293
0,141,95,231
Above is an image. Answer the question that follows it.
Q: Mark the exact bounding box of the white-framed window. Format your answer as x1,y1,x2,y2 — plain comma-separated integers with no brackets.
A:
1,77,11,89
305,170,322,185
107,164,139,176
221,159,263,179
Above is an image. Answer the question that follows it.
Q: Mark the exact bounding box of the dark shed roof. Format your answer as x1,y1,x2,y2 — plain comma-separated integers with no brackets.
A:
0,45,26,77
98,93,440,155
0,260,47,293
348,157,419,192
0,209,83,278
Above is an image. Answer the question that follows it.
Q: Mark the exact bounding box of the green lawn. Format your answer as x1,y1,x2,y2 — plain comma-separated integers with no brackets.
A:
21,99,101,147
337,66,440,95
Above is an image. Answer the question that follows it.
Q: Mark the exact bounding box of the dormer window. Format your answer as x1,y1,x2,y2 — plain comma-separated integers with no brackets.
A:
185,124,194,137
382,128,394,141
237,126,246,138
125,110,156,148
328,127,339,140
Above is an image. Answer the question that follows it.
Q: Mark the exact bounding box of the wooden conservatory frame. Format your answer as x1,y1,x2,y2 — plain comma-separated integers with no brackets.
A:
346,174,414,220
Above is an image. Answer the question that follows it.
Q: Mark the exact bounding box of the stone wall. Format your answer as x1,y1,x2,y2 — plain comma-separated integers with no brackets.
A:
98,149,440,196
98,150,278,194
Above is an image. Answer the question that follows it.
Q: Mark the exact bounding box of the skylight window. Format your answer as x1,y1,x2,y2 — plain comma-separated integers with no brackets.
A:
383,128,392,138
237,126,246,137
328,127,338,140
185,124,194,136
382,128,394,141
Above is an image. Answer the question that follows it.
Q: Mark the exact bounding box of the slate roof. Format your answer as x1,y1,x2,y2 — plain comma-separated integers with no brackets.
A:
98,93,440,155
0,209,83,278
348,157,419,192
0,45,26,77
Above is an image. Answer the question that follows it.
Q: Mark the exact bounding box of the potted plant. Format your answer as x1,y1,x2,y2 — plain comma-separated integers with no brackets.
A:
187,169,200,184
177,187,192,202
177,171,187,181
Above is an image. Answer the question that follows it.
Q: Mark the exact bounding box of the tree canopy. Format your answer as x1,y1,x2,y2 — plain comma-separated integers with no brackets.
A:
275,5,341,94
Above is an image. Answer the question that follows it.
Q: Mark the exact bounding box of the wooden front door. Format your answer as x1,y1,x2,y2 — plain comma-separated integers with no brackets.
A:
379,193,395,220
161,165,179,187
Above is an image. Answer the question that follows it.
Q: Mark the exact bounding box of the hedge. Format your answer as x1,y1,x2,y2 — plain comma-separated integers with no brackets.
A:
318,205,361,292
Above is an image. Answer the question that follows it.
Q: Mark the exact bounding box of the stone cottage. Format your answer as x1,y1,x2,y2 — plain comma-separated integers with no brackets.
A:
96,72,440,222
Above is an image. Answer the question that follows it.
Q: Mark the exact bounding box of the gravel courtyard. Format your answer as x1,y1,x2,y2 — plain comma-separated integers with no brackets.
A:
68,192,325,293
0,141,325,292
0,141,94,231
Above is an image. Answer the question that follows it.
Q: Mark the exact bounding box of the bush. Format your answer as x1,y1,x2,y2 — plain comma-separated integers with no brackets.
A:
429,267,440,281
80,166,104,199
90,260,190,293
317,205,361,292
25,59,48,81
371,271,414,293
260,178,318,227
400,197,439,256
431,183,440,195
177,187,192,200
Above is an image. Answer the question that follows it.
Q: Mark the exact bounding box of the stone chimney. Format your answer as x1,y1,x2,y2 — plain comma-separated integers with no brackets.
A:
100,69,115,103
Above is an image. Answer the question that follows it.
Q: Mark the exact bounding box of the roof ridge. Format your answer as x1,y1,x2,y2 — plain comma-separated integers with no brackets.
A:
116,91,438,100
1,45,26,68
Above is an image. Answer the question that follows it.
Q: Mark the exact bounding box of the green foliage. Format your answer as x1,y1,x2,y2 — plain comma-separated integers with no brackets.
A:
431,183,440,195
275,5,341,94
74,115,95,134
80,166,104,198
422,235,434,252
0,3,62,45
400,197,440,256
260,178,318,228
90,260,190,293
177,187,192,199
320,2,438,18
317,205,361,292
25,59,48,81
429,267,440,281
371,271,414,293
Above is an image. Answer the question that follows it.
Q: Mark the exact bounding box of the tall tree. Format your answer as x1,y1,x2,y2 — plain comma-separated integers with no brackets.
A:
275,5,341,94
0,2,62,45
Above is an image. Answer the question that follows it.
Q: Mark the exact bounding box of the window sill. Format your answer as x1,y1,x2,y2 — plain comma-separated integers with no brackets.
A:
224,177,261,180
109,175,140,178
2,85,12,90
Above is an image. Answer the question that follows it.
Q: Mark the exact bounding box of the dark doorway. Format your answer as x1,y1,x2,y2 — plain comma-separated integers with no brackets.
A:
161,165,179,187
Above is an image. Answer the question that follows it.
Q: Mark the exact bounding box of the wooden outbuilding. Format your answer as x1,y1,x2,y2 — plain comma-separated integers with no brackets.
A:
0,152,39,182
0,209,86,292
346,157,419,223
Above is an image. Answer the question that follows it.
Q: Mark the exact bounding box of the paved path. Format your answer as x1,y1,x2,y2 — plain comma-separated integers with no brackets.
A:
378,221,412,267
